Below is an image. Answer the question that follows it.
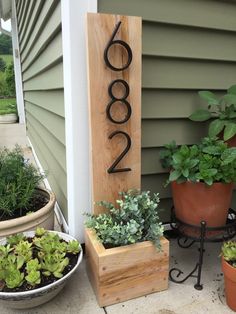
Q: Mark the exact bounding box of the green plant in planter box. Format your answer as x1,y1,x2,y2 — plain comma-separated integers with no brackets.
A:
160,137,236,186
189,85,236,141
85,190,164,248
222,241,236,268
0,146,45,221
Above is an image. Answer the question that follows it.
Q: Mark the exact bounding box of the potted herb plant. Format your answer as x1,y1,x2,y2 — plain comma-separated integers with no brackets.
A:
0,228,82,309
85,190,169,307
0,146,56,237
189,84,236,146
0,101,18,124
160,137,236,235
221,241,236,311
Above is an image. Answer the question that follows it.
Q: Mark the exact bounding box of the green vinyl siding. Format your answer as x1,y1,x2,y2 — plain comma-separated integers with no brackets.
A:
99,0,236,221
16,0,67,220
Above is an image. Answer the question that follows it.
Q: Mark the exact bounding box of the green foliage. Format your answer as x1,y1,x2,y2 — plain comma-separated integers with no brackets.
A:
0,57,6,72
222,241,236,268
85,190,164,248
0,34,12,55
189,85,236,140
159,140,178,169
0,99,17,115
67,240,81,254
160,137,236,186
0,228,81,289
0,146,45,220
7,233,25,246
5,62,15,97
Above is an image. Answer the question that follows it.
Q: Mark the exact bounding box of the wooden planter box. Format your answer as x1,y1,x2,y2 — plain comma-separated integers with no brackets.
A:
85,228,169,307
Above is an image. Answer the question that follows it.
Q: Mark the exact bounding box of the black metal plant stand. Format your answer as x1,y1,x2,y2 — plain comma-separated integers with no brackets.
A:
169,207,236,290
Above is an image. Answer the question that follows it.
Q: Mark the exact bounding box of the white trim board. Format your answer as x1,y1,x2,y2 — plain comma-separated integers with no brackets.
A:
61,0,97,242
27,137,69,234
11,0,25,124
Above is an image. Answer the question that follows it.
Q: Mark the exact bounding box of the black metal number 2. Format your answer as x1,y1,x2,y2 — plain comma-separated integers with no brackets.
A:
107,131,131,173
104,21,133,174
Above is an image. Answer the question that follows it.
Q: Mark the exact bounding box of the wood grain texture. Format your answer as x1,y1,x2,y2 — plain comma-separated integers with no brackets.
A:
86,13,141,214
85,228,169,307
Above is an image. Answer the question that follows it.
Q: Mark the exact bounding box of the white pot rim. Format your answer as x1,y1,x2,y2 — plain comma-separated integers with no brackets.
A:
0,230,83,297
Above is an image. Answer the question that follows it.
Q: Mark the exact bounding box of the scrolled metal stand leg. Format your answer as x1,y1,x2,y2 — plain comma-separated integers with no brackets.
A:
194,221,206,290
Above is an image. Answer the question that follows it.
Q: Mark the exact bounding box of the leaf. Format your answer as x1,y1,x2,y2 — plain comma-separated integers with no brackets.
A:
208,119,225,137
198,91,219,105
182,168,189,178
224,123,236,141
228,85,236,95
189,109,212,122
169,170,181,181
223,94,236,105
221,148,236,165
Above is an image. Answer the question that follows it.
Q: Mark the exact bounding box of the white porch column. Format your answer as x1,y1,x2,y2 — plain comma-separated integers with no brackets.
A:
11,0,25,124
61,0,97,241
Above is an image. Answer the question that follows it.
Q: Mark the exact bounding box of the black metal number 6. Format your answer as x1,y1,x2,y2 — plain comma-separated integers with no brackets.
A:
106,79,132,124
107,131,131,173
104,21,133,71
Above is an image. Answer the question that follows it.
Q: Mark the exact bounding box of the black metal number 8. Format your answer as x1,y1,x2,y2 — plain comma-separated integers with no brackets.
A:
106,79,132,124
104,21,132,71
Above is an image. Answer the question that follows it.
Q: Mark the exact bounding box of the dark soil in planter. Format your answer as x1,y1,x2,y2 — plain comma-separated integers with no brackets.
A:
1,237,79,293
0,193,48,222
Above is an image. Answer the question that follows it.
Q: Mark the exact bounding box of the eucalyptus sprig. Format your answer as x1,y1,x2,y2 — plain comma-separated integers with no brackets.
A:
85,190,164,248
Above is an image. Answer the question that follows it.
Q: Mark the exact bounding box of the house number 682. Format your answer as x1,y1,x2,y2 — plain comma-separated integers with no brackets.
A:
104,21,133,174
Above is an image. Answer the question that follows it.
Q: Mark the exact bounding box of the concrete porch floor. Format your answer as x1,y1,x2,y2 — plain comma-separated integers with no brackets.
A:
1,238,234,314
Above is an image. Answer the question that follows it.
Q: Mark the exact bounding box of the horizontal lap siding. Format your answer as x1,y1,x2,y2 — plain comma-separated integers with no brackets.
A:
16,0,67,220
99,0,236,221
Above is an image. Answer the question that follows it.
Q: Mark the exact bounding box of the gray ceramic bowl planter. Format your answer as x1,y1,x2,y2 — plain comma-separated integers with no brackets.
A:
0,230,83,309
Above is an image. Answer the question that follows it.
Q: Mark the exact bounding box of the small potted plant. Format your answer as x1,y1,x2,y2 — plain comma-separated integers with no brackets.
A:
189,84,236,146
0,101,18,124
221,241,236,311
0,146,56,237
160,137,236,235
85,190,169,307
0,228,82,309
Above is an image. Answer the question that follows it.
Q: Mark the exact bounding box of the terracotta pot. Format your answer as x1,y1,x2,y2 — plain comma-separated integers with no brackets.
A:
0,188,55,238
219,131,236,147
171,181,233,237
0,231,83,309
222,258,236,311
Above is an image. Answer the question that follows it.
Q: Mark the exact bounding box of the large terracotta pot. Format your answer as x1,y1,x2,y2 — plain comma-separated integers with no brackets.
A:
222,258,236,311
0,188,55,238
219,131,236,147
171,181,234,236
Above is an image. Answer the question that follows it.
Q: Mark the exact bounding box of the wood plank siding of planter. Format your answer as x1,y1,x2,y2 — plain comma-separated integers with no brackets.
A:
16,0,68,220
99,0,236,221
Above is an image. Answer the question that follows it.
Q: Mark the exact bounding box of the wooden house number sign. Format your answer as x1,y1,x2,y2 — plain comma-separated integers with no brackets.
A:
86,13,141,214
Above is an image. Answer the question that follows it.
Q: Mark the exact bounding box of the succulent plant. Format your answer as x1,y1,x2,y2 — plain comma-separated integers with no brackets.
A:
0,228,80,290
222,241,236,267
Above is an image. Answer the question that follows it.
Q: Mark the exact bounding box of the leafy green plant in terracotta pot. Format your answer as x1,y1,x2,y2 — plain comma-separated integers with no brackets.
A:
189,85,236,146
0,146,56,237
0,228,82,309
160,137,236,236
84,190,169,307
221,241,236,311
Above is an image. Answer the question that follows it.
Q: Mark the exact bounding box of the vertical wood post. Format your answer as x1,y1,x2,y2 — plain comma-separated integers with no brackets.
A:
86,13,142,213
